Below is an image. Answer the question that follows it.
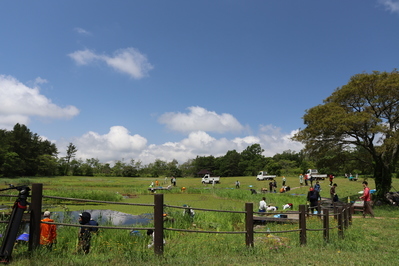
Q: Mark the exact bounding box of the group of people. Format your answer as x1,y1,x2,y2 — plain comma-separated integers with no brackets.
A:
39,211,99,254
39,210,173,253
299,173,318,187
306,180,374,218
268,180,278,193
255,175,374,218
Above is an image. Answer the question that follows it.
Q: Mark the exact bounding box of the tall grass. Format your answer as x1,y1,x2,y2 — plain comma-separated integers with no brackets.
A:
2,175,399,265
44,188,124,202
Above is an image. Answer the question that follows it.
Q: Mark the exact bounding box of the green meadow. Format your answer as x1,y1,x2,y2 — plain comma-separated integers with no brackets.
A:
0,175,398,265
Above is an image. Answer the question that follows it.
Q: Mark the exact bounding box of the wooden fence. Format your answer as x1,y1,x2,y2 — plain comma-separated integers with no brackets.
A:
0,183,353,255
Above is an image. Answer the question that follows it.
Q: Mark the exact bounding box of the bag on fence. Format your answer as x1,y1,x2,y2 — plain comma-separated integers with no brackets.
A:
333,194,339,202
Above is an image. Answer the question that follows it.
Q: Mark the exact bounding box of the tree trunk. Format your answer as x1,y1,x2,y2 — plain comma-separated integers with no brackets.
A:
373,160,392,203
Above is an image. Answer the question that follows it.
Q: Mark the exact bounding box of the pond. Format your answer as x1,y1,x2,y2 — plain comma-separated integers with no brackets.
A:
51,210,152,226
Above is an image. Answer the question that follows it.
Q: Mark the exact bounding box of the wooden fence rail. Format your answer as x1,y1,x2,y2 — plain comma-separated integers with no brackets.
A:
0,183,353,255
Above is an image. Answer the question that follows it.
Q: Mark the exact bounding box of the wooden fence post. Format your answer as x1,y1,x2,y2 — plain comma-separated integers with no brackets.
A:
28,183,42,251
245,203,254,247
299,205,306,246
316,203,322,220
343,204,349,229
154,194,164,255
348,203,352,226
323,208,329,242
333,203,338,220
337,206,344,239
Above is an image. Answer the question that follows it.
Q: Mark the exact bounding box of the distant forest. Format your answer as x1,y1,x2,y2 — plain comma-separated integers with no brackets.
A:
0,124,376,178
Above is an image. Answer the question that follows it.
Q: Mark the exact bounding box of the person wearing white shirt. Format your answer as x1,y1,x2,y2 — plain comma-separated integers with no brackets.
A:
259,197,267,212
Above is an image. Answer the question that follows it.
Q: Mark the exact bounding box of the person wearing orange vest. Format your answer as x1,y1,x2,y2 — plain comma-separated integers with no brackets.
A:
40,211,57,249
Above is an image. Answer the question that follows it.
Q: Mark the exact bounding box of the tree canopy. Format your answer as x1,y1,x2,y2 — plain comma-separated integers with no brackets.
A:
0,123,58,177
293,70,399,200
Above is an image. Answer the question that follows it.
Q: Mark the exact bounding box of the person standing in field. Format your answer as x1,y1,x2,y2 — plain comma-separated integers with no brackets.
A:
360,181,375,218
40,211,57,249
299,174,304,186
235,180,240,189
282,176,286,186
329,174,334,186
77,212,98,254
269,181,273,193
307,187,320,214
330,183,337,202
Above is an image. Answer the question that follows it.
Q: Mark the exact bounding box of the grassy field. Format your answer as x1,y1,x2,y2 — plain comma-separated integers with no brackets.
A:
0,175,398,265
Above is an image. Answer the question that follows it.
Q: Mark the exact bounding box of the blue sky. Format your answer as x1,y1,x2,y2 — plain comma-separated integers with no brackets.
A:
1,1,398,165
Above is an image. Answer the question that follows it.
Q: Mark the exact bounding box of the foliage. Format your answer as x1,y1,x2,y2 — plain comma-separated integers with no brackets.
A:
0,124,57,177
294,70,399,200
0,123,390,181
63,143,78,176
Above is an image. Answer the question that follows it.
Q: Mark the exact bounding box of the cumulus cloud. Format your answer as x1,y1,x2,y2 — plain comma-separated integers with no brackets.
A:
258,124,304,157
378,0,399,13
58,125,303,165
158,106,244,134
62,126,148,162
68,48,153,79
0,75,80,129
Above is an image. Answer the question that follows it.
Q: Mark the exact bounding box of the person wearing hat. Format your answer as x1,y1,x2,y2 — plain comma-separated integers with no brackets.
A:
77,212,98,254
40,211,57,249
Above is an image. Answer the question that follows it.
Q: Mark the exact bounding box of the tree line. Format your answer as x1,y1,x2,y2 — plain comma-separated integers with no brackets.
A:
2,70,398,201
0,124,375,179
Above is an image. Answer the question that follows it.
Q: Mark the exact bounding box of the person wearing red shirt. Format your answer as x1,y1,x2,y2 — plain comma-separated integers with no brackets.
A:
360,181,375,218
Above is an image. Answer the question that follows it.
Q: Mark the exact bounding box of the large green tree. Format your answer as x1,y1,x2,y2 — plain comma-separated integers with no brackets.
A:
239,144,266,176
218,150,241,177
0,124,58,177
293,70,399,201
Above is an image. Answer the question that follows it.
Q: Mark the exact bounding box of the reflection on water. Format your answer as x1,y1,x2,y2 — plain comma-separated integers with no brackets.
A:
52,210,151,226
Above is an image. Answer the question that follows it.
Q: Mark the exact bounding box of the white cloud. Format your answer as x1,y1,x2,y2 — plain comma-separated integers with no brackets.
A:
158,106,244,134
34,77,48,85
68,49,98,65
258,124,304,156
68,48,153,79
74,27,92,35
58,125,303,165
378,0,399,13
0,75,80,129
62,126,148,162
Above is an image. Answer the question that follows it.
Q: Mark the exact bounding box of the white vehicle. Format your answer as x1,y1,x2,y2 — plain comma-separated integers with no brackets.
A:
201,174,220,184
306,169,327,181
256,171,276,181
